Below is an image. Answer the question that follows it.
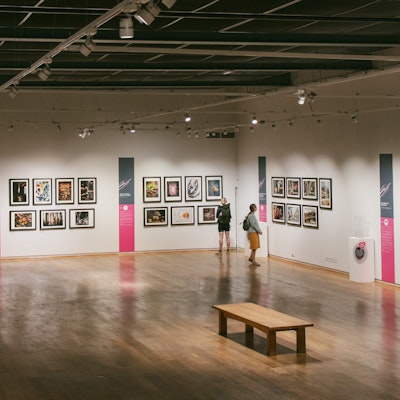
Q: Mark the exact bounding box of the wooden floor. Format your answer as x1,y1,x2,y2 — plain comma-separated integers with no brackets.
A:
0,250,399,400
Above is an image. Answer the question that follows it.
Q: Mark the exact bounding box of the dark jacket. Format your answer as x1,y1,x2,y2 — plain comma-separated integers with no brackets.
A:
217,203,231,224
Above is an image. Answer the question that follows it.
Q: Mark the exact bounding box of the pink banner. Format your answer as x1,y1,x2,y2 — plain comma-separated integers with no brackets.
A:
119,204,135,252
380,217,395,282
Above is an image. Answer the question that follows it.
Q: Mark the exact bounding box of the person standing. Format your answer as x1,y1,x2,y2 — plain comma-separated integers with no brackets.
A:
216,197,231,255
247,203,262,266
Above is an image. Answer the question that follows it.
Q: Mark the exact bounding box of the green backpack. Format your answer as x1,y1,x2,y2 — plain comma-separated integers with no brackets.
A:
242,215,250,231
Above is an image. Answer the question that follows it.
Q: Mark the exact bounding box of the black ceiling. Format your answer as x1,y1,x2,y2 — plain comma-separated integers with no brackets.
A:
0,0,400,93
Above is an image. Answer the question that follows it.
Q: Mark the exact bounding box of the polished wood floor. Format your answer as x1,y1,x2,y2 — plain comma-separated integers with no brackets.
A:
0,250,399,399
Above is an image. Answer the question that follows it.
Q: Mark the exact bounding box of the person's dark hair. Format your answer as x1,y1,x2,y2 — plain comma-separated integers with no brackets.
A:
249,203,257,212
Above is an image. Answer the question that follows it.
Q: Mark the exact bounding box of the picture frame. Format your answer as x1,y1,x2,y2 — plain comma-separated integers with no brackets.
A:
69,208,95,229
184,176,202,201
171,206,195,225
302,178,318,200
287,204,301,226
40,209,66,230
286,177,301,199
271,177,285,198
164,176,182,202
198,205,218,224
55,178,74,204
9,178,29,206
205,175,223,201
319,178,332,209
143,177,161,203
302,205,319,228
33,178,52,205
9,210,36,231
144,207,168,226
78,178,97,204
272,202,285,223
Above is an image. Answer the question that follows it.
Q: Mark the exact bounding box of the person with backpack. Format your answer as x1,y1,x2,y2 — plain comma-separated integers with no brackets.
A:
247,203,263,266
215,197,231,255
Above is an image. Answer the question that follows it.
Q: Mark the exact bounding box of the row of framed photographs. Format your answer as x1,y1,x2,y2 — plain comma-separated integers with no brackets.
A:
10,209,95,231
9,178,97,206
272,202,318,229
271,177,332,209
144,205,219,226
144,175,223,203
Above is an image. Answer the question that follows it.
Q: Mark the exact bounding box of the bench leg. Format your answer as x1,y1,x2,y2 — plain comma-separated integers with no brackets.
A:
266,330,277,356
296,327,306,353
245,324,254,333
218,311,227,335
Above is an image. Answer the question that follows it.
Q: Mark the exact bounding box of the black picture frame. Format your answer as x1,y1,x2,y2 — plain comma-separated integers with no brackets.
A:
205,175,223,201
55,178,74,204
272,202,285,223
271,177,285,198
164,176,182,202
286,177,301,199
144,207,168,226
184,176,202,202
70,208,95,229
9,178,29,206
10,210,36,231
302,205,319,228
33,178,52,205
78,178,97,204
198,205,218,224
143,177,161,203
319,178,332,209
40,209,66,230
302,178,318,201
287,204,301,226
171,206,195,225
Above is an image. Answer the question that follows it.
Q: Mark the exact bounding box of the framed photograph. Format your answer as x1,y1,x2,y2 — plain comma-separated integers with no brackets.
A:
272,202,285,223
286,177,301,199
55,178,74,204
78,178,97,204
9,178,29,206
287,204,301,226
40,209,66,230
302,205,319,228
302,178,318,200
10,210,36,231
70,209,95,229
271,177,285,198
184,176,202,201
205,175,223,201
198,205,218,224
143,177,161,202
171,206,195,225
319,178,332,209
144,207,168,226
164,176,182,202
33,178,52,205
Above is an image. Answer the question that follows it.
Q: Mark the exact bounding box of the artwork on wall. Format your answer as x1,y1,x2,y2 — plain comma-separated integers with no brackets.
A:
78,178,97,204
319,178,332,209
171,206,195,225
56,178,74,204
302,178,318,200
10,210,36,231
272,202,285,223
184,176,202,201
302,205,319,228
205,175,223,201
164,176,182,202
40,210,66,230
9,178,29,206
287,204,301,226
70,209,95,229
286,177,301,199
143,177,161,202
271,177,285,198
33,178,52,205
144,207,168,226
198,205,218,224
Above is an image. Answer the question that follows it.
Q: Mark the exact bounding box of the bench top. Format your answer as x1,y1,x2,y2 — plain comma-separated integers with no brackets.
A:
212,302,313,330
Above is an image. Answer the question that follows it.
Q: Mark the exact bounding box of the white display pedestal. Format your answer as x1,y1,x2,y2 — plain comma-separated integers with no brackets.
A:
244,223,268,258
348,237,375,282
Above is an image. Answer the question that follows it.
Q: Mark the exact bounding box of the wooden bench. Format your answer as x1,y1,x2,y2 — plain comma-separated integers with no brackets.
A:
212,302,314,356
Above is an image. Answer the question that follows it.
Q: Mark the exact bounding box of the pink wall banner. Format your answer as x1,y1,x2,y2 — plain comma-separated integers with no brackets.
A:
379,154,395,283
258,156,267,222
119,158,135,252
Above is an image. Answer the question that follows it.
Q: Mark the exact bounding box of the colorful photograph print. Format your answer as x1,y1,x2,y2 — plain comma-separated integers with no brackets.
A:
287,204,301,226
33,178,52,205
302,205,319,228
184,176,202,201
302,178,318,200
78,178,96,204
40,210,66,230
10,210,36,231
164,176,182,202
205,175,223,201
143,177,161,202
319,178,332,209
9,178,29,206
198,205,218,224
171,206,195,225
271,177,285,198
286,177,301,199
144,207,168,226
56,178,74,204
70,209,95,229
272,202,285,223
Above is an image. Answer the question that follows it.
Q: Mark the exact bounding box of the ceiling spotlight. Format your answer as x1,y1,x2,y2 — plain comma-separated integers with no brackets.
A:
162,0,176,8
79,35,96,57
297,89,306,105
129,125,136,133
8,124,14,132
289,121,294,127
317,119,323,126
120,15,134,39
195,132,199,138
38,64,51,81
78,128,94,139
135,1,160,25
351,115,358,123
184,113,191,122
271,123,276,130
8,85,18,98
308,91,317,102
251,116,258,125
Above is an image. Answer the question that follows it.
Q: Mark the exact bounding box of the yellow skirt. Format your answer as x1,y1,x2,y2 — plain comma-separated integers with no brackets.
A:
248,232,260,250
